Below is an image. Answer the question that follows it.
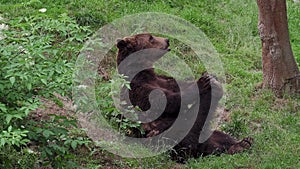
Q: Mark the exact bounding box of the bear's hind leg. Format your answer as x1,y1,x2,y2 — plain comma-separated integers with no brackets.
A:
227,137,253,154
200,130,253,156
199,130,237,156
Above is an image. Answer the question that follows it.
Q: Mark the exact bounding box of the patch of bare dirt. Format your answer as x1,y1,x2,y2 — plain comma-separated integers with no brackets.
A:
30,93,76,121
28,93,129,168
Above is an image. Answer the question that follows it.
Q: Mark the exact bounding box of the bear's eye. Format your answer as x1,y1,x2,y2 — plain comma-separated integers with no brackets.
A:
149,35,154,42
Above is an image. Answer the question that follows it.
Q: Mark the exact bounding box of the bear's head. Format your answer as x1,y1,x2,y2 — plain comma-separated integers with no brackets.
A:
116,33,170,66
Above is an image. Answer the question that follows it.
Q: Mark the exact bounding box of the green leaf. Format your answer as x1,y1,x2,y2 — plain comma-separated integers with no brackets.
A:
26,83,32,91
64,139,71,145
42,130,54,138
71,140,77,150
7,126,12,132
13,113,23,120
11,139,15,145
9,77,15,86
0,103,7,113
20,139,30,145
0,138,5,147
41,79,47,85
125,83,131,89
5,114,13,124
44,147,53,156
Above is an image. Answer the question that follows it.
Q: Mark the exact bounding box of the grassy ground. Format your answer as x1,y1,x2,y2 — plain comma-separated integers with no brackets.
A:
0,0,299,168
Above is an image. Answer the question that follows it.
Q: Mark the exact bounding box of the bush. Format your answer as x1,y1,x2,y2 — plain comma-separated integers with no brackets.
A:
0,14,92,168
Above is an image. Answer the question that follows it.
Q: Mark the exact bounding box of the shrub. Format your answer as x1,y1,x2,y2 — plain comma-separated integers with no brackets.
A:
0,14,92,168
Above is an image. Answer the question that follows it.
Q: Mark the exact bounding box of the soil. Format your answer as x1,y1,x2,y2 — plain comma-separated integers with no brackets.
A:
29,93,126,168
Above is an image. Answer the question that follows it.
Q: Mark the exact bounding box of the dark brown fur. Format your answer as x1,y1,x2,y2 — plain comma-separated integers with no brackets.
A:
116,33,253,163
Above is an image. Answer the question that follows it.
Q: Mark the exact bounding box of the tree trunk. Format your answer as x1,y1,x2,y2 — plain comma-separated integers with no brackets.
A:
257,0,300,97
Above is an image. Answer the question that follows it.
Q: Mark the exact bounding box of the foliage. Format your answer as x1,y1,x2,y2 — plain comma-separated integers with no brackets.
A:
25,115,91,168
0,146,38,169
0,126,30,147
0,12,92,168
0,0,299,168
96,74,144,135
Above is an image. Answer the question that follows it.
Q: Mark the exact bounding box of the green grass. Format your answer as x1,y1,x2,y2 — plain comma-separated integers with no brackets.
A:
0,0,299,168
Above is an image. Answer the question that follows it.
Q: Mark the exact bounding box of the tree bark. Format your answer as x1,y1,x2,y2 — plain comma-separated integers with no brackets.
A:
257,0,300,97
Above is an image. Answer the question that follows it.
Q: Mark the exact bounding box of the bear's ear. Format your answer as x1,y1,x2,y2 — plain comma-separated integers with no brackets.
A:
116,39,127,49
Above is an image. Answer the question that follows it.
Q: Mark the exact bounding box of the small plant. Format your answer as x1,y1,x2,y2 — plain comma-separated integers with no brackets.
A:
0,126,30,147
26,114,91,168
96,73,144,136
220,111,249,138
0,146,38,169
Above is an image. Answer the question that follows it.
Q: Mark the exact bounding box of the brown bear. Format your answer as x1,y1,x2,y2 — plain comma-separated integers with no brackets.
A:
116,33,253,163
